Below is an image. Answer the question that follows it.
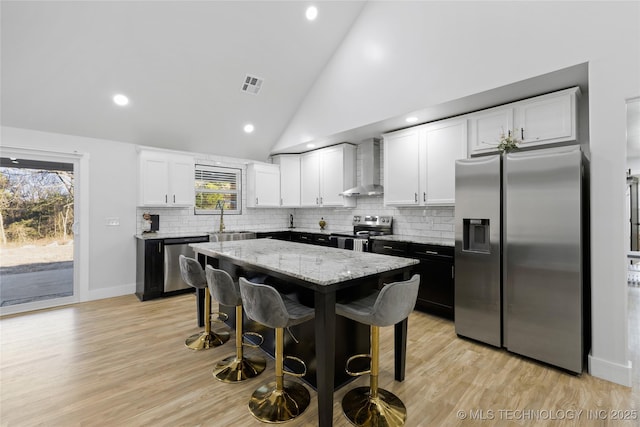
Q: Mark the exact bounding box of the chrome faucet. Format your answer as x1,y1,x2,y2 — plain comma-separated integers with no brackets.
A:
215,200,225,232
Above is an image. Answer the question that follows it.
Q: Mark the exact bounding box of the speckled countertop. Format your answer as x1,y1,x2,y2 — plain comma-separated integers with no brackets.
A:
134,232,210,240
190,239,418,286
371,234,455,247
134,227,354,240
257,227,353,235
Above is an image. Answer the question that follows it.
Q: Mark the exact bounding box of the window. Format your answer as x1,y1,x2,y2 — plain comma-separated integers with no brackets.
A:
194,165,241,215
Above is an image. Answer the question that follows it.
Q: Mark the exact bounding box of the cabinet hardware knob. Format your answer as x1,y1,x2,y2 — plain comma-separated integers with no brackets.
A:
256,197,259,205
423,192,426,202
383,246,393,249
414,193,418,203
320,197,323,204
165,195,167,203
173,195,175,203
521,128,524,140
451,265,455,279
424,250,438,255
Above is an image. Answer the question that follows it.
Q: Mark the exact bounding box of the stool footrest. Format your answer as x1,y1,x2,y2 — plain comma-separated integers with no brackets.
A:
211,311,229,323
283,355,307,378
345,353,372,377
242,331,264,348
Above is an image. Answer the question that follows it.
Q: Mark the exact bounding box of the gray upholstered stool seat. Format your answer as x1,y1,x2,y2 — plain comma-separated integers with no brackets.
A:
178,255,229,350
335,274,420,427
205,266,266,382
239,277,315,423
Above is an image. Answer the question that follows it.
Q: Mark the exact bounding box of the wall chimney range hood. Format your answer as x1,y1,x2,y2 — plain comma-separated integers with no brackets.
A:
341,138,384,197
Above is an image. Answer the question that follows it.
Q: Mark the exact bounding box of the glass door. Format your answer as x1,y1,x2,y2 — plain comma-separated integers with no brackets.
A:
0,156,76,310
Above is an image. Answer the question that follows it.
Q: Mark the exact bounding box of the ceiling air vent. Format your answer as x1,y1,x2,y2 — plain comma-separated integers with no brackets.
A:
241,74,263,95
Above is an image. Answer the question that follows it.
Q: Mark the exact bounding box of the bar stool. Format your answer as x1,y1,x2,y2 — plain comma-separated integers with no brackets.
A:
238,277,315,423
205,265,267,382
336,274,420,427
178,255,230,350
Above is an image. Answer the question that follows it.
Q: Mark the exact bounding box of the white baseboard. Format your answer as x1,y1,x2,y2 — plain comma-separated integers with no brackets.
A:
588,352,633,387
86,282,136,301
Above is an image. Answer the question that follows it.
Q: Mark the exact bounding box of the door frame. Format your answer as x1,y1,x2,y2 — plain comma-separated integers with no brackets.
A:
0,147,89,316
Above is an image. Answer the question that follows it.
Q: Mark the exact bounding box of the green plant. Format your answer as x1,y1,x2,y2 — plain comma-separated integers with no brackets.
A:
497,129,521,153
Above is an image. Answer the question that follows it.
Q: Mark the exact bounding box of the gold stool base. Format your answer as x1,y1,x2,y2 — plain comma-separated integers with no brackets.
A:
185,331,230,350
248,380,311,423
213,355,267,383
342,387,407,427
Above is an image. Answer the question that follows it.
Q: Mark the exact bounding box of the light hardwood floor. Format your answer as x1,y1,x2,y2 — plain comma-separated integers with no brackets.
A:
1,289,638,427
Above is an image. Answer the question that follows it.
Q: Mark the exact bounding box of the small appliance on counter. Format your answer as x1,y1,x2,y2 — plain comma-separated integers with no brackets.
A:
142,213,160,233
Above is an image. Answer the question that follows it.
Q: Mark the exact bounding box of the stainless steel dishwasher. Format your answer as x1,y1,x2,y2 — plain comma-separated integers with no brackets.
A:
163,236,209,293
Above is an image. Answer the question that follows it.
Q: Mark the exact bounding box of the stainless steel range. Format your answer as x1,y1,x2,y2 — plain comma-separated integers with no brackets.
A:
330,215,393,251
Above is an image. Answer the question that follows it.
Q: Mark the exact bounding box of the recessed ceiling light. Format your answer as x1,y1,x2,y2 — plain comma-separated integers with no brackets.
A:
244,123,255,133
406,116,418,123
306,143,315,148
306,6,318,21
113,94,129,106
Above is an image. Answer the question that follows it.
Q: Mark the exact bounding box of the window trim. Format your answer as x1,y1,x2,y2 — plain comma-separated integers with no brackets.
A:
194,164,242,215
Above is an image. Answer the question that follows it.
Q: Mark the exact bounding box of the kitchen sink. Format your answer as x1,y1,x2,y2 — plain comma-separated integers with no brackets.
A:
208,231,257,242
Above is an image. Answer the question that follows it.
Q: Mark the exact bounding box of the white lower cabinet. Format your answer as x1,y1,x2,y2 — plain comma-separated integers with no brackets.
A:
138,150,194,207
247,163,281,207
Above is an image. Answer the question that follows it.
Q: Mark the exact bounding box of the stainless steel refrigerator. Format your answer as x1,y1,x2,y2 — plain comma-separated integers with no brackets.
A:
454,145,589,374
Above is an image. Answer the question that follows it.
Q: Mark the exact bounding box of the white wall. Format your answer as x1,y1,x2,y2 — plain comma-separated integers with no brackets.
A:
1,126,138,300
273,1,640,386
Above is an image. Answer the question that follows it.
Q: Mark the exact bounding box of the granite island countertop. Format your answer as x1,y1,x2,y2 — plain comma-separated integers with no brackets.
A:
190,239,419,287
134,231,211,240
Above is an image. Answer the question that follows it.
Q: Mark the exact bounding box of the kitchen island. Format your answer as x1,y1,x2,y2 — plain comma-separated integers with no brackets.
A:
190,239,418,427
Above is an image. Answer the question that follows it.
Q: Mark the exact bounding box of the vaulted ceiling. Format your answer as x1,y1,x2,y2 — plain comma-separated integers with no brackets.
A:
1,1,366,161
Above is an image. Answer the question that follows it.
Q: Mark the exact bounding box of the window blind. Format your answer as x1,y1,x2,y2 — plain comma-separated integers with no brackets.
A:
194,164,241,215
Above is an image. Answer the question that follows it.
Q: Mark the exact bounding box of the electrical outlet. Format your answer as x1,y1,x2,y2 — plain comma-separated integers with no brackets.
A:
105,217,120,226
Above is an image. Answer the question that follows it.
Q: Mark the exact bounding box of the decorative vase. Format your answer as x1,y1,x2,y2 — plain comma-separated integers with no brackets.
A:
319,217,326,230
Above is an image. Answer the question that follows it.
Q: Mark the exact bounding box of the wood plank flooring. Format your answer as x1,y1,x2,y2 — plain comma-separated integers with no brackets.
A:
1,289,638,427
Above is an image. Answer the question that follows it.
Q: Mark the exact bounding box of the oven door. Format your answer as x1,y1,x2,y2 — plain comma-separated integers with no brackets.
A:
329,235,355,250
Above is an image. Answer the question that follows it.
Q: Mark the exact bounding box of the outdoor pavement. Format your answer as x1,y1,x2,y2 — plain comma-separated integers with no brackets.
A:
0,267,73,306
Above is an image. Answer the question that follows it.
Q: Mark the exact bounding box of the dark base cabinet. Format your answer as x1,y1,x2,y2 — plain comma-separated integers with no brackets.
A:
371,240,454,319
136,239,164,301
409,244,454,319
258,230,332,246
135,238,197,302
256,231,292,241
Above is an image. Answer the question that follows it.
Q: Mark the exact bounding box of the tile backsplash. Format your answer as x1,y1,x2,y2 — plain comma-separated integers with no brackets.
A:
136,143,454,241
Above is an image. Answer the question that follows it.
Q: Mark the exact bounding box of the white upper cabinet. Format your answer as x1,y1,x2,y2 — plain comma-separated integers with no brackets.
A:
383,119,466,207
300,144,356,208
514,88,578,147
383,127,422,206
138,150,194,207
468,107,514,155
468,87,580,156
300,151,321,206
424,118,467,205
247,163,281,208
271,154,301,207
